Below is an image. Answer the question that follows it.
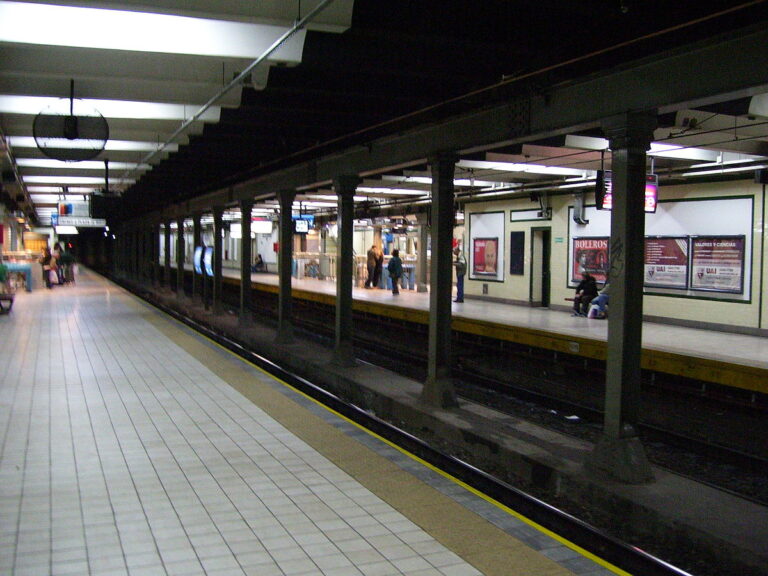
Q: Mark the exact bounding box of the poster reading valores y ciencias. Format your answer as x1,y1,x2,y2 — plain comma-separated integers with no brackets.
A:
690,236,745,293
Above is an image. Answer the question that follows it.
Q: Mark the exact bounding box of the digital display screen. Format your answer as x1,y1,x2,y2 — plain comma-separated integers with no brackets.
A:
599,172,658,213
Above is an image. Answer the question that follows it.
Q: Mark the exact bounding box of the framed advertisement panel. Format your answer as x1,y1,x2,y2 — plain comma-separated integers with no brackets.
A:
571,237,609,283
690,235,745,294
472,237,499,276
203,246,214,277
468,211,504,282
644,237,688,289
193,246,204,275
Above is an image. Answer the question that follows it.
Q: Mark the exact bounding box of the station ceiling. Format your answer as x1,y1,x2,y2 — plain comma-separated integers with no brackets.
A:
2,0,768,227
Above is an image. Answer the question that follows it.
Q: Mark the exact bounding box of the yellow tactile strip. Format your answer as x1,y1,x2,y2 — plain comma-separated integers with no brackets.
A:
138,300,584,576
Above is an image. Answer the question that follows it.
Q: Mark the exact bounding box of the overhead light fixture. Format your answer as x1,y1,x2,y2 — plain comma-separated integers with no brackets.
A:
8,136,179,152
0,96,221,122
357,187,430,196
681,164,767,177
23,176,134,185
16,159,150,171
0,1,305,61
457,159,590,177
55,225,79,234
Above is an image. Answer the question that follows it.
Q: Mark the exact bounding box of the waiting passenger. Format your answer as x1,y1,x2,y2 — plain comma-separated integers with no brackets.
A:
365,245,377,288
39,247,54,289
589,283,610,318
253,254,265,273
387,249,403,295
572,272,598,316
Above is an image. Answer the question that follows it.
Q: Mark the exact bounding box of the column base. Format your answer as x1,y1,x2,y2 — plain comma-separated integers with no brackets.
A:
420,377,459,409
585,434,655,484
332,342,357,368
275,328,294,346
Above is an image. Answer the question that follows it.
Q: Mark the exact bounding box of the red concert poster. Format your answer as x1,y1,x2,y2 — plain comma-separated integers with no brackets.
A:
572,237,609,283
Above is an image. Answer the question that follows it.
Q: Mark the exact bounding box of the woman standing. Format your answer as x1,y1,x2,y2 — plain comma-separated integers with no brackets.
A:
39,247,53,289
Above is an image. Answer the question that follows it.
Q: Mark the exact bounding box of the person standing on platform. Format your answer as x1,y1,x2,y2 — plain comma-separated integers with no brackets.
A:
52,242,64,285
372,244,384,288
453,246,466,302
365,245,377,288
39,247,53,289
387,249,403,295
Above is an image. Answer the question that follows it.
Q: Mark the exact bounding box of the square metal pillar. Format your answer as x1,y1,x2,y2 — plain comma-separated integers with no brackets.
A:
586,111,656,484
421,154,458,408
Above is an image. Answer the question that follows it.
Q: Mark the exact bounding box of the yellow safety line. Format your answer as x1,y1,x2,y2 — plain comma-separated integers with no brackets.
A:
146,300,634,576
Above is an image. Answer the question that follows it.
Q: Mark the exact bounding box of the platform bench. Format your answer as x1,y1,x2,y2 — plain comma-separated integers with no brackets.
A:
0,293,14,314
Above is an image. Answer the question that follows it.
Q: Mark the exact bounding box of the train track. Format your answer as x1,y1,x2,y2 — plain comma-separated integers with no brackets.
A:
347,330,768,506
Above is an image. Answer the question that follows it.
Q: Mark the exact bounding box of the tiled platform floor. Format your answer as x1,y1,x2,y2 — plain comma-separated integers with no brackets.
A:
0,271,614,575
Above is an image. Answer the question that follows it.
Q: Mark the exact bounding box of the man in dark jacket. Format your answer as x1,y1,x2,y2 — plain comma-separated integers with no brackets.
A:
572,272,598,316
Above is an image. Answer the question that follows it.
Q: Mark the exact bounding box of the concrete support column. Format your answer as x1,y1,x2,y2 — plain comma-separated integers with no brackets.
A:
276,190,296,343
587,111,656,484
212,206,224,313
191,213,202,300
139,227,147,284
239,199,254,326
415,213,429,293
422,154,459,408
127,229,134,280
163,220,172,288
333,175,360,366
153,222,161,288
176,216,185,299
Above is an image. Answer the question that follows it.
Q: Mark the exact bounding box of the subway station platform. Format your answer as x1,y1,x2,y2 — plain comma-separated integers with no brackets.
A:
0,271,620,576
232,269,768,395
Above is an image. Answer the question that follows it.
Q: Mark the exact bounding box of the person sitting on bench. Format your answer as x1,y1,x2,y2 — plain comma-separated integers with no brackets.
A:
572,271,598,316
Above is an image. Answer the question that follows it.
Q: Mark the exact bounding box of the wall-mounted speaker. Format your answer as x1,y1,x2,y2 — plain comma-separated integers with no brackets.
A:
755,169,768,184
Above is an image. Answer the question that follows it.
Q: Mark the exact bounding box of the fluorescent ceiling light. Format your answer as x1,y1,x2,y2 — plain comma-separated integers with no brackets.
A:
16,159,150,170
458,160,587,177
0,96,221,121
381,175,501,187
357,187,428,196
30,194,93,203
563,134,739,162
558,182,597,189
8,136,179,152
682,164,766,177
23,175,134,184
308,195,370,202
27,186,95,193
0,1,304,61
689,152,765,168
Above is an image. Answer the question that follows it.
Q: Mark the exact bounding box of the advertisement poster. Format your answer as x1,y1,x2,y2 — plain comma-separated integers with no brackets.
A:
644,237,688,289
572,237,609,283
473,237,498,276
193,246,203,275
203,246,214,277
691,236,745,293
